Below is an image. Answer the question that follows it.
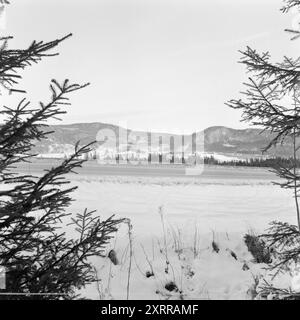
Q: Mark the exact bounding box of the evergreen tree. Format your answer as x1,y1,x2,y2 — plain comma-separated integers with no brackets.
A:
0,4,122,299
227,2,300,230
227,0,300,298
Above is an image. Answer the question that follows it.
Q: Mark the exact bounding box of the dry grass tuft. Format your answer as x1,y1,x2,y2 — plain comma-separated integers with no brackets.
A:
244,233,271,264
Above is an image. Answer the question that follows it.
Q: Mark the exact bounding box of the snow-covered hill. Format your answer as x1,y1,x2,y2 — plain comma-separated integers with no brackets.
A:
33,123,294,160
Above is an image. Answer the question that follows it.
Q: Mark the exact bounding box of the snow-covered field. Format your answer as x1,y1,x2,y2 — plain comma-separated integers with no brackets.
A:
71,175,295,236
61,170,297,300
9,162,299,299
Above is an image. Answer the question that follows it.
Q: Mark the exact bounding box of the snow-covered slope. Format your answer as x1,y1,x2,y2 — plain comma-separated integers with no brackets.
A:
33,123,294,159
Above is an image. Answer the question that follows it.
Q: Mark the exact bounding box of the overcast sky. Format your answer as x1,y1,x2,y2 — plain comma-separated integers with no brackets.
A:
2,0,300,133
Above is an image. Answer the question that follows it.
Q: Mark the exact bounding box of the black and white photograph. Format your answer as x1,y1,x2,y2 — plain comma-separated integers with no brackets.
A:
1,0,300,310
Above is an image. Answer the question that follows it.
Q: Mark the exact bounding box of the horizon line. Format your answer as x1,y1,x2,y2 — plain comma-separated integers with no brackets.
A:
44,121,259,135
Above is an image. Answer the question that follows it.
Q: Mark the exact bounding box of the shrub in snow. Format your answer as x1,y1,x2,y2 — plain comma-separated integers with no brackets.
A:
244,234,271,264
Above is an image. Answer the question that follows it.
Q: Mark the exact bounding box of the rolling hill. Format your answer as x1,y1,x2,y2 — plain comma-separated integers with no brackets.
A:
32,123,292,159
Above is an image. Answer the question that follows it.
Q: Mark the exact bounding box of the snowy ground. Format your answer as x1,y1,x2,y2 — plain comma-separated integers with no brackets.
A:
9,162,300,299
63,171,296,300
70,174,295,237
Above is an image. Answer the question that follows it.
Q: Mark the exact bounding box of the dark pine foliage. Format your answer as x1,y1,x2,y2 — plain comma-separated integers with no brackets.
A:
227,9,300,231
228,0,300,299
203,155,300,168
0,22,123,298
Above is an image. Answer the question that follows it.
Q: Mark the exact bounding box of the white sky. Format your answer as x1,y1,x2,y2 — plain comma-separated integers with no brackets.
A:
2,0,300,134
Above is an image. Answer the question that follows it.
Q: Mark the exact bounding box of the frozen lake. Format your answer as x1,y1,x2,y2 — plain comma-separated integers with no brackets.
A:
14,160,298,299
17,158,277,179
15,160,296,236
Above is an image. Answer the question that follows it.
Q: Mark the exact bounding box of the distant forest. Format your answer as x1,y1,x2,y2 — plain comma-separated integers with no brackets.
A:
203,156,300,168
79,151,300,168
